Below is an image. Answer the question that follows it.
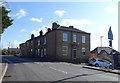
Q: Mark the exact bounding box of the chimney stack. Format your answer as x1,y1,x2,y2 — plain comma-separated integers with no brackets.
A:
31,34,34,39
52,22,60,30
40,30,43,36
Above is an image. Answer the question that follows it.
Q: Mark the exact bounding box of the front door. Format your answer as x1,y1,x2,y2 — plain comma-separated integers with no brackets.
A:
73,48,77,59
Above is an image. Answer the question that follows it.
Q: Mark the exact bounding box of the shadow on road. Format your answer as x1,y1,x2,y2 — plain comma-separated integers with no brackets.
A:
0,55,66,64
51,72,106,83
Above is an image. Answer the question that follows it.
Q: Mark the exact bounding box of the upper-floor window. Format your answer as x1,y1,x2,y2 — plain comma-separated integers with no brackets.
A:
44,38,46,45
38,40,40,46
82,36,86,43
27,42,29,46
63,33,68,42
82,48,86,56
73,34,77,42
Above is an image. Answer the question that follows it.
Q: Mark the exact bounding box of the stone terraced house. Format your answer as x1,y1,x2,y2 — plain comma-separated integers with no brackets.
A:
20,22,91,62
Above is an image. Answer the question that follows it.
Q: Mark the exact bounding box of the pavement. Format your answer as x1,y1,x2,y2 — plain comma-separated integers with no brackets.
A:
82,65,120,75
0,63,8,83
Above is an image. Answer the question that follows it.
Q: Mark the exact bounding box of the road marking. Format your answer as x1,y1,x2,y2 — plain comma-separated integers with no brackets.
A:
0,63,8,83
49,67,68,74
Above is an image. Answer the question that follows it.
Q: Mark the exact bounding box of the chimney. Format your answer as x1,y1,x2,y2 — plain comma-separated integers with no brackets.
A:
40,30,43,36
31,34,34,39
47,28,51,32
69,26,74,28
52,22,60,30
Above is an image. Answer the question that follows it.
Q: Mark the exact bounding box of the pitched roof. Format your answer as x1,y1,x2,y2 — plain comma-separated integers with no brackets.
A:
91,47,118,55
57,26,90,34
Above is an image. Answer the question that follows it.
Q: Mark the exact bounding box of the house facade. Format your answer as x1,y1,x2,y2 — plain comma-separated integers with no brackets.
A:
20,22,91,62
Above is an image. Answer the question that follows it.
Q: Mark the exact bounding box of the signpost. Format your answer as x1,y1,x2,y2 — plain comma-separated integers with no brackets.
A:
108,26,114,69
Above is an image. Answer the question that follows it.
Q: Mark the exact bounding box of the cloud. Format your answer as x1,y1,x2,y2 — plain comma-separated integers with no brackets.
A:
54,10,66,17
31,26,51,36
104,6,117,12
20,29,27,32
12,41,20,48
13,9,27,19
30,18,43,23
60,19,94,32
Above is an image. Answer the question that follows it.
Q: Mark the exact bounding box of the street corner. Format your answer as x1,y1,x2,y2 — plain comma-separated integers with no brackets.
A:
83,65,120,75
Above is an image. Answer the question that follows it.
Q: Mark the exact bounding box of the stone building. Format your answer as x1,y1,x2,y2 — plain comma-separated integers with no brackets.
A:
20,22,91,62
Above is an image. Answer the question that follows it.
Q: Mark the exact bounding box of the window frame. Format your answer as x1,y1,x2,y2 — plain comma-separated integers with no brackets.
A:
82,48,86,56
62,33,68,42
82,36,86,43
62,46,68,56
73,34,77,42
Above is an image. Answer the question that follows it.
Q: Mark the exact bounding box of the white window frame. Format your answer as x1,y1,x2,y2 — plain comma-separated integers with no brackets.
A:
82,48,86,56
38,49,40,56
73,34,77,42
41,49,43,57
38,40,40,46
62,46,68,56
63,33,68,42
44,48,46,56
82,36,86,43
44,38,46,45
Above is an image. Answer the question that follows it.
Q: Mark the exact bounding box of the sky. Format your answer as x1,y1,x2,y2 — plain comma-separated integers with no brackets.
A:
1,1,119,51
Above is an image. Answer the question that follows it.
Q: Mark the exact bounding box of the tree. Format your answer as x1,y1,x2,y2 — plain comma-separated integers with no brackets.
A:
0,6,13,35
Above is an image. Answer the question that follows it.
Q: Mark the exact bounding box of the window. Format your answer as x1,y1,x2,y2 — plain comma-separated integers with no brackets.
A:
41,49,43,57
62,46,68,56
44,48,46,56
44,38,46,45
31,49,32,52
38,49,40,56
73,34,77,42
38,40,40,46
27,42,29,46
82,36,86,43
82,48,86,56
36,50,37,55
63,33,68,41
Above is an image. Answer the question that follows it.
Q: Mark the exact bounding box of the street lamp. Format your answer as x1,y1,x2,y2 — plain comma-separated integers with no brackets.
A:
100,36,103,47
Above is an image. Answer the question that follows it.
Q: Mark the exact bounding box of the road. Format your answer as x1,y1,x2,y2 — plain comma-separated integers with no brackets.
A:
1,55,120,83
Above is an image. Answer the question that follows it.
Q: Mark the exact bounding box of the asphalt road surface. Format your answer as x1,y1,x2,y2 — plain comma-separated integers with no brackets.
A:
1,55,120,83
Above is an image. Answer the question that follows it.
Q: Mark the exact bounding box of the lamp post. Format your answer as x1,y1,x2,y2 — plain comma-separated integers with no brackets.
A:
100,36,103,47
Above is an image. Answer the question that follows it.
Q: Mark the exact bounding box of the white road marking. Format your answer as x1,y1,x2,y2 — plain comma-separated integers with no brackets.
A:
49,67,68,74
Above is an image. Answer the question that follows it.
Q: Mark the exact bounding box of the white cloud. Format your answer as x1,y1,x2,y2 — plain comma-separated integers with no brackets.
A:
13,9,27,19
61,19,94,26
30,18,43,23
20,29,27,32
104,6,117,12
54,10,66,17
12,41,20,48
31,26,51,36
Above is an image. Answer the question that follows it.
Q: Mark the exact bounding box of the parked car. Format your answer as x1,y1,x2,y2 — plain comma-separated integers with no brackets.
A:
89,58,112,69
18,53,25,57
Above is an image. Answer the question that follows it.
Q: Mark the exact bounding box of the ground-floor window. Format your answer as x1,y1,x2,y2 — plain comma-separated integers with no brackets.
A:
44,48,46,56
82,48,86,56
41,49,43,57
38,49,40,56
62,46,68,56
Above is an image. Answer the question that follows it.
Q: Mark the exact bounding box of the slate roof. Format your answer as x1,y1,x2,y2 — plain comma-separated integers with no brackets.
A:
91,47,119,55
57,26,90,34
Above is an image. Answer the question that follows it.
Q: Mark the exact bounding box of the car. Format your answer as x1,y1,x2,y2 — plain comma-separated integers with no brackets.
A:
18,53,25,57
89,58,112,69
